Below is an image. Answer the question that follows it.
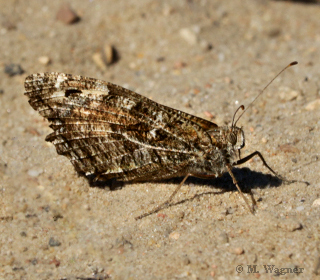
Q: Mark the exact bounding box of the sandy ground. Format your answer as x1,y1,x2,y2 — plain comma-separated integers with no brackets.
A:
1,0,320,279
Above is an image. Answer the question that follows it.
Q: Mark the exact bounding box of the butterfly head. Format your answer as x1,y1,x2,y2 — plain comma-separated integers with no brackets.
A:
226,126,245,151
225,104,245,152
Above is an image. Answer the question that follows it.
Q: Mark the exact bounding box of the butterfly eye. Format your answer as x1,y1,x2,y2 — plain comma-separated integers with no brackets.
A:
227,132,237,146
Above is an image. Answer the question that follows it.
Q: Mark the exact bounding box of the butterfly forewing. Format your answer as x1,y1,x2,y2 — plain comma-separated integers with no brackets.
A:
24,72,219,181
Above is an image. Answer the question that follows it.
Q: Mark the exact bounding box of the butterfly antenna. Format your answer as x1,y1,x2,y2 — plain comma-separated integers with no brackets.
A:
231,105,244,128
234,61,298,127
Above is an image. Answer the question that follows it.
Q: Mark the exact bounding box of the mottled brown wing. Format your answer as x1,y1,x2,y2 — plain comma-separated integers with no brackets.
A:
24,72,217,181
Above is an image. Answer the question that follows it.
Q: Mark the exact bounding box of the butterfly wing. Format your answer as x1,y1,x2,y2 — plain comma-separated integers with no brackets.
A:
25,72,218,181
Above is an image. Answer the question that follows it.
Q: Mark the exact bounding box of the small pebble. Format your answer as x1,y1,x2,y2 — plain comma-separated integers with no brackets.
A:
217,232,229,244
92,52,107,71
312,198,320,207
203,111,214,120
93,44,118,70
218,52,225,62
296,206,304,212
223,76,232,84
305,99,320,111
56,4,80,24
169,231,180,240
38,56,51,65
267,27,281,38
179,28,198,45
2,19,16,31
53,213,63,221
27,168,43,177
199,40,212,51
226,207,234,215
49,257,60,268
4,64,24,76
174,61,187,69
278,86,299,102
181,255,191,265
200,261,209,269
233,247,244,255
103,44,117,65
313,256,320,275
163,5,174,16
83,204,91,211
278,144,300,154
278,219,302,232
49,237,61,247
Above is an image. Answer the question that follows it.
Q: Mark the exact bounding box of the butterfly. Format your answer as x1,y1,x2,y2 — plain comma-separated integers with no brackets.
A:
24,63,300,219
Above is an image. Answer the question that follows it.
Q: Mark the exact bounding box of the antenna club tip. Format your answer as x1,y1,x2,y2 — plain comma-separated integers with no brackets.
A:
290,61,298,66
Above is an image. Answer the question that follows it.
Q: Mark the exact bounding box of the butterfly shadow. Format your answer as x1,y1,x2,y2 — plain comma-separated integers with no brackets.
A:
87,167,285,217
88,167,283,192
184,167,283,192
162,168,286,216
169,167,284,211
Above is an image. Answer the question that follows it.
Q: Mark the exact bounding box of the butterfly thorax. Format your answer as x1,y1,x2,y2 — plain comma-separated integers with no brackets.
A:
187,126,245,178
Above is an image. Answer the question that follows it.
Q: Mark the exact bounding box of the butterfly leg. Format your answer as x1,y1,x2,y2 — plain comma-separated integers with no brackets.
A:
135,174,191,220
189,170,254,214
226,164,254,214
233,151,309,185
234,151,280,176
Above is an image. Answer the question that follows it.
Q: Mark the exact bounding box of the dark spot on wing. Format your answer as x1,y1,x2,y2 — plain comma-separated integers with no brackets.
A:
65,89,82,97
